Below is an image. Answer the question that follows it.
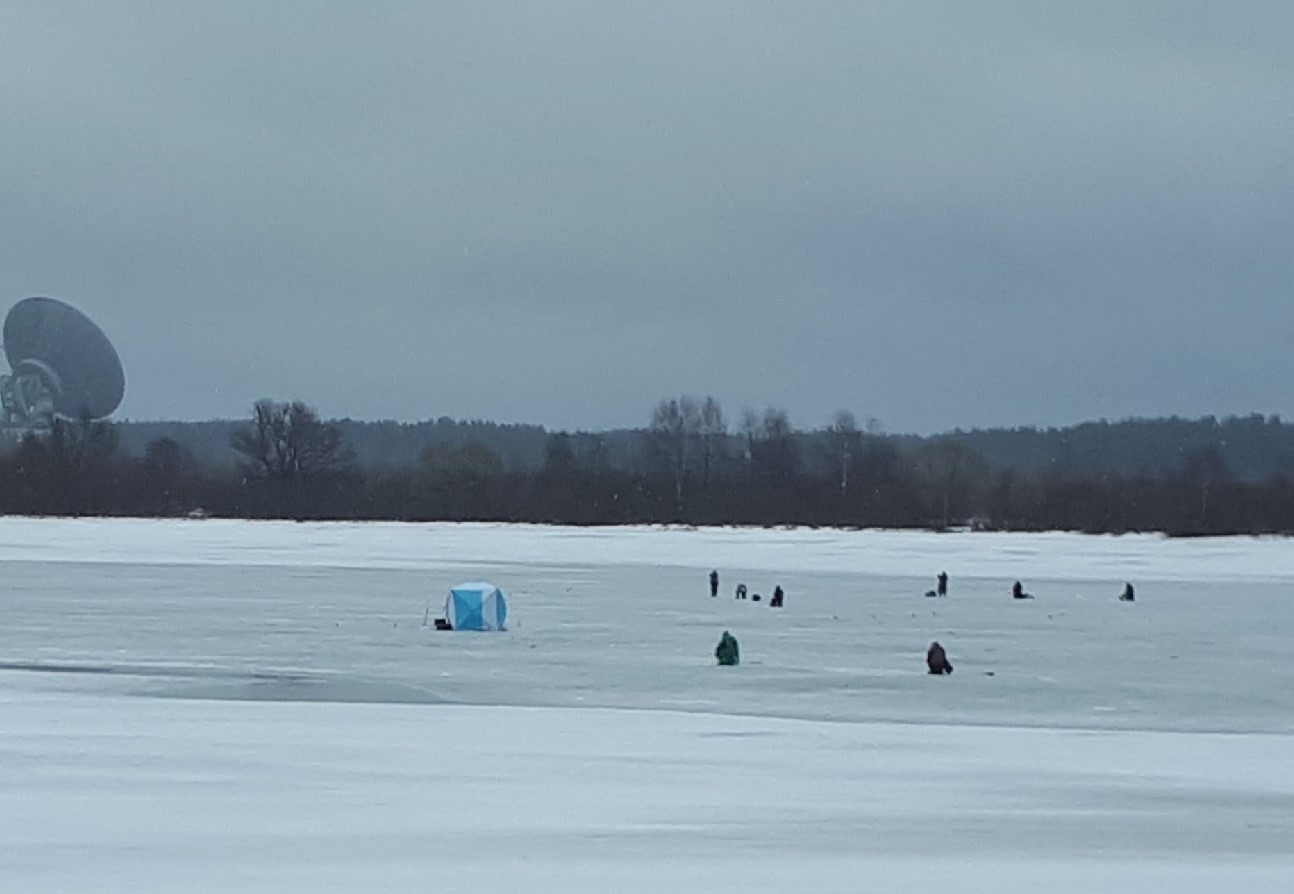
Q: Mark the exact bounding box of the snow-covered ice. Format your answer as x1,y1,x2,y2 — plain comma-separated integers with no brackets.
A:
1,518,1291,891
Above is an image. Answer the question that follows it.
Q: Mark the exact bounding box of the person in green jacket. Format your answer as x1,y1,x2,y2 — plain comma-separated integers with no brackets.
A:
715,630,740,666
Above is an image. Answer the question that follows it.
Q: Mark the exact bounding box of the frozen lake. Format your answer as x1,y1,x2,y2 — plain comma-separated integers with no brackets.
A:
1,518,1292,891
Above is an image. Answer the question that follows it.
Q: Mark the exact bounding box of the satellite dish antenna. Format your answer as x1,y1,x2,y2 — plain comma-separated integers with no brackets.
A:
0,297,125,429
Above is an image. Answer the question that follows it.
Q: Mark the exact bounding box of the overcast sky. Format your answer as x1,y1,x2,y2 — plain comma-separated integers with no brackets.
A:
2,2,1291,433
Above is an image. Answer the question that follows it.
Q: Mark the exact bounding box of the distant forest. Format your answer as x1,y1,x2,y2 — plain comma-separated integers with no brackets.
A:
3,398,1294,535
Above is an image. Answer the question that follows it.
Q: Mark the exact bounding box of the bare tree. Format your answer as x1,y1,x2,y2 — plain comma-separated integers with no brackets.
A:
142,436,196,514
1182,447,1230,525
540,433,577,479
829,410,861,496
46,412,119,475
913,440,990,528
697,396,726,490
231,400,353,480
649,395,701,512
739,407,760,465
7,414,119,515
753,406,799,483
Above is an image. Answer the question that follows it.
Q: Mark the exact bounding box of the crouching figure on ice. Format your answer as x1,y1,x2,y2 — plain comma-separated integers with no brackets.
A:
715,630,740,667
926,641,953,675
1119,582,1135,602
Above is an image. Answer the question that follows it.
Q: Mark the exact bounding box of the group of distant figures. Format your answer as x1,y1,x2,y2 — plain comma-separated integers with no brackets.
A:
710,570,783,607
921,572,1134,676
925,571,1135,603
709,568,1136,674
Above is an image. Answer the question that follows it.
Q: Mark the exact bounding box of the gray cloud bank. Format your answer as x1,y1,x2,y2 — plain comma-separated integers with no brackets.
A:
1,2,1291,433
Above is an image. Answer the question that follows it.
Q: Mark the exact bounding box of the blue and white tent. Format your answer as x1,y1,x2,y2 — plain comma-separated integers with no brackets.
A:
444,582,508,631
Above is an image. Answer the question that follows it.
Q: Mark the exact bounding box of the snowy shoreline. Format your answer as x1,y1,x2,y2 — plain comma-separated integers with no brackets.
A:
3,515,1293,582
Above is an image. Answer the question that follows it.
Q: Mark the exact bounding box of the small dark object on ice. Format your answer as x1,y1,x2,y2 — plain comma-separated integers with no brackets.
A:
434,618,453,631
927,641,953,675
752,593,761,602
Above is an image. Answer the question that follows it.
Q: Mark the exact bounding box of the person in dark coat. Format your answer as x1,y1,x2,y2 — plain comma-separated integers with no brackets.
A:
926,641,953,675
715,630,740,666
1119,582,1135,602
735,583,747,600
936,571,948,597
770,585,784,608
709,569,719,598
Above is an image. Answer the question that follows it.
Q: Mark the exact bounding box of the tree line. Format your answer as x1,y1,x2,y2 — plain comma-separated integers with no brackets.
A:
1,396,1293,535
111,411,1294,482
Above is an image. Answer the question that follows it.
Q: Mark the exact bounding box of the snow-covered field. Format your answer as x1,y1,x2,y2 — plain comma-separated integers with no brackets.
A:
1,518,1292,891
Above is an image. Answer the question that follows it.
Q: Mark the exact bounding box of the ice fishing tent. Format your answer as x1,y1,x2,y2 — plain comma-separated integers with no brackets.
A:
444,582,509,631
